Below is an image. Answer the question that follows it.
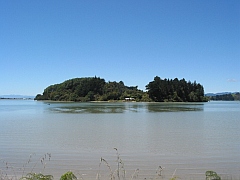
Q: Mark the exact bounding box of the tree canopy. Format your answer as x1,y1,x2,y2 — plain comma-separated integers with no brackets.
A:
35,76,208,102
35,77,150,102
146,76,208,102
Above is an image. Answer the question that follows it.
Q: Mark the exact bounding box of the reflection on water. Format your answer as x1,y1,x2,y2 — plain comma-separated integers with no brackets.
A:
47,102,204,113
147,102,204,112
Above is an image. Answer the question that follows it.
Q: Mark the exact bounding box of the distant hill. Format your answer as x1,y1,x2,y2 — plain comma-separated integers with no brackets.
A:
205,92,240,101
205,92,237,96
0,95,34,99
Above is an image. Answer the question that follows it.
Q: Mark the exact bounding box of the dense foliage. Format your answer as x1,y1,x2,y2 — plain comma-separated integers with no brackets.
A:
205,171,221,180
60,172,77,180
35,77,150,102
35,76,208,102
146,76,208,102
20,173,53,180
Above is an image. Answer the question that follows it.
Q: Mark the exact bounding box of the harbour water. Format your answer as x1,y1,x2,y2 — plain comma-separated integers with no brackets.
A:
0,100,240,179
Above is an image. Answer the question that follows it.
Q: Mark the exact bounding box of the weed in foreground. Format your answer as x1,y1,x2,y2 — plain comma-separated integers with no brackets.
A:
97,148,163,180
2,150,237,180
60,172,77,180
0,160,17,180
206,170,221,180
20,173,53,180
1,153,51,180
22,153,51,176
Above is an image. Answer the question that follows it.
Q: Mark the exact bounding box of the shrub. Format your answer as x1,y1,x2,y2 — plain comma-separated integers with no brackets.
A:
60,171,77,180
206,171,221,180
20,173,53,180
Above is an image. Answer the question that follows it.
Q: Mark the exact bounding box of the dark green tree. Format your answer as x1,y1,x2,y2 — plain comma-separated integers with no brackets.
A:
146,76,207,102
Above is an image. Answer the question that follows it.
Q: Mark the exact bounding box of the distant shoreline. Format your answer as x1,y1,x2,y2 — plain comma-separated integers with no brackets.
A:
0,97,33,100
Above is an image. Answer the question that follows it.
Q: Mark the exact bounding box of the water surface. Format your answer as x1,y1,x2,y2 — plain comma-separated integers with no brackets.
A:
0,100,239,179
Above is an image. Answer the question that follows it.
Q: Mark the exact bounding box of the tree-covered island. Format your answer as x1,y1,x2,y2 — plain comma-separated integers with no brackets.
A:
35,76,208,102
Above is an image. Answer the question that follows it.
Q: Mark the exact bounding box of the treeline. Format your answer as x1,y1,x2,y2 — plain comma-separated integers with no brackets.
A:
35,77,150,102
146,76,208,102
209,92,240,101
35,76,208,102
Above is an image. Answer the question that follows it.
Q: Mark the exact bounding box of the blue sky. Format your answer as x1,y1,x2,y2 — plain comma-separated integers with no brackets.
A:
1,0,239,96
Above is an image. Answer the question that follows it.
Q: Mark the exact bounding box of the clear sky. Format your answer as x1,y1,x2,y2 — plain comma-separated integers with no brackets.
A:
1,0,239,96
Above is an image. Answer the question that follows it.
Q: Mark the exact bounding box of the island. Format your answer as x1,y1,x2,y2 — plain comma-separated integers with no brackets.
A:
34,76,208,102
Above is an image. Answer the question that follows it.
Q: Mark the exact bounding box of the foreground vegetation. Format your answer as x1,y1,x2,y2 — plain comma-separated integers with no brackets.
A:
35,76,208,102
16,170,223,180
1,150,238,180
